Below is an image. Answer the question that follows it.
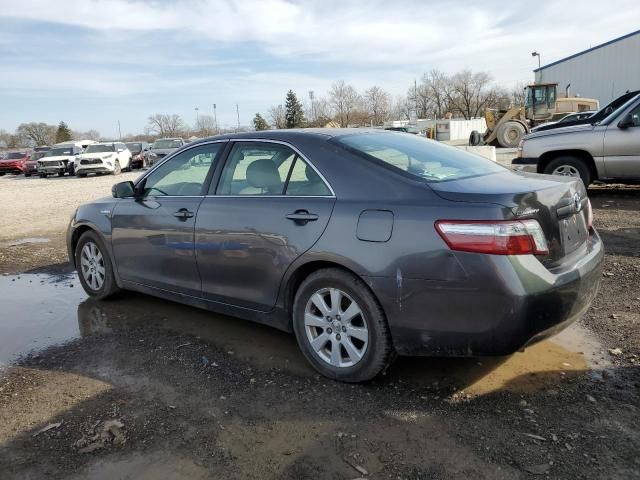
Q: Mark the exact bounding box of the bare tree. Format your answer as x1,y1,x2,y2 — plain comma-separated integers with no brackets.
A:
146,114,186,137
268,104,286,129
446,70,496,119
193,115,217,137
329,80,360,127
0,129,23,148
392,95,412,120
364,86,391,126
15,122,57,146
72,129,101,141
510,82,526,107
305,97,332,127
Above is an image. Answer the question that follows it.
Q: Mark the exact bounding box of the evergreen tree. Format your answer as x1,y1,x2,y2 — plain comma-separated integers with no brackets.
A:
55,121,72,143
284,90,305,128
253,113,269,131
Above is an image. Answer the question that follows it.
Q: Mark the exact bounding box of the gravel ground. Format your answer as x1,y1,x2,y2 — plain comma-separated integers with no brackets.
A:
0,173,638,479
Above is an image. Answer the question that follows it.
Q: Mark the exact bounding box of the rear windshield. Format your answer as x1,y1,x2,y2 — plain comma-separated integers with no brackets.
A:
85,144,115,153
152,139,182,149
126,143,142,153
336,132,504,182
6,152,26,159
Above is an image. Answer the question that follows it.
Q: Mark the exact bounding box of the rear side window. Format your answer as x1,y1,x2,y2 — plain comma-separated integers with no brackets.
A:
336,132,504,182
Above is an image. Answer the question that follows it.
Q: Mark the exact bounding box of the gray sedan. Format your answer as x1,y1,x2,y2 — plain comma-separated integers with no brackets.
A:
67,129,603,382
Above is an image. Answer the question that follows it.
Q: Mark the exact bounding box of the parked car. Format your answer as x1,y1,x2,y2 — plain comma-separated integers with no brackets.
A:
38,143,85,177
68,129,603,382
0,151,30,175
513,93,640,187
125,142,150,169
532,90,640,133
24,147,51,177
530,111,596,132
147,138,185,165
75,142,131,177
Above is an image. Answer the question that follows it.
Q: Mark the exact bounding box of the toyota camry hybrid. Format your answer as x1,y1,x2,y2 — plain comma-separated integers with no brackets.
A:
67,129,603,382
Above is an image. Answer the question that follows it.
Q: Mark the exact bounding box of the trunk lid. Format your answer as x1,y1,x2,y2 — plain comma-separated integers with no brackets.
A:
430,170,590,265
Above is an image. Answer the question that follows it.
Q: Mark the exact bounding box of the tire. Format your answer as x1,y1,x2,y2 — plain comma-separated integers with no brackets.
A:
58,171,65,177
292,268,394,382
24,173,31,177
496,121,526,148
113,160,121,175
77,173,87,178
75,231,120,299
469,130,482,146
39,173,46,178
68,164,75,176
544,156,592,187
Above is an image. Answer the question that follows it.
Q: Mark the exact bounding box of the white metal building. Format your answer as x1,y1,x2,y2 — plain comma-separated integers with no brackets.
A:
534,30,640,104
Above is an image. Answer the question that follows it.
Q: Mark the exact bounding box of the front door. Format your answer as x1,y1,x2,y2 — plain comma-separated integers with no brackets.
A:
195,141,335,311
603,102,640,179
111,142,225,296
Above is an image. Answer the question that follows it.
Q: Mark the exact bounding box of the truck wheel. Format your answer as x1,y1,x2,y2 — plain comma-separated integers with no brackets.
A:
496,121,526,148
544,156,592,187
469,130,482,146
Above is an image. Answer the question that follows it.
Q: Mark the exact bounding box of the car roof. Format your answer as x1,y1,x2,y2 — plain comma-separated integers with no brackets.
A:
192,128,387,145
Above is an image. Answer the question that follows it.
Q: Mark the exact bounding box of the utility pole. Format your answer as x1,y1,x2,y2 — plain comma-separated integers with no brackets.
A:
236,104,240,132
212,103,218,134
308,90,315,124
117,120,122,140
195,107,199,123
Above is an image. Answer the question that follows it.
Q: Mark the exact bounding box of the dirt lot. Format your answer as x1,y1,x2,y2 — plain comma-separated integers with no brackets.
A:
0,172,639,479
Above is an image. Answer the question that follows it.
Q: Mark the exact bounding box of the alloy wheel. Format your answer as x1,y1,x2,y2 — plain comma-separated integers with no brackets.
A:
80,241,105,291
304,287,369,368
552,165,580,177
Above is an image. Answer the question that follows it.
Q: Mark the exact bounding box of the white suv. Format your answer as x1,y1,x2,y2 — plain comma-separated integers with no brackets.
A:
75,142,132,177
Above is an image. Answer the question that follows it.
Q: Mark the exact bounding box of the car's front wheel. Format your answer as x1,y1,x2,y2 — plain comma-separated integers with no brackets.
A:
293,268,394,382
544,156,592,187
75,231,120,299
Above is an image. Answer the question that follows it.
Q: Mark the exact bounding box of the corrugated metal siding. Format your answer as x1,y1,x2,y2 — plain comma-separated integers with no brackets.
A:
534,32,640,104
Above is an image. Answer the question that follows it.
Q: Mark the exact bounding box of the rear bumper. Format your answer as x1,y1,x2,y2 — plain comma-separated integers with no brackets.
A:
366,229,604,357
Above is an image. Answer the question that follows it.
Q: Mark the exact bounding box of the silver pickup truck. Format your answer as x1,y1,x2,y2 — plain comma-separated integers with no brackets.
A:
512,93,640,187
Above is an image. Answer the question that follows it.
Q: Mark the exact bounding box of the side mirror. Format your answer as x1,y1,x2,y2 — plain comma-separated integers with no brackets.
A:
618,113,635,129
112,181,135,198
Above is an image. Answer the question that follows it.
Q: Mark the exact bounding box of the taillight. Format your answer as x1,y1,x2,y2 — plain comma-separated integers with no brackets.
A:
586,198,593,230
435,220,549,255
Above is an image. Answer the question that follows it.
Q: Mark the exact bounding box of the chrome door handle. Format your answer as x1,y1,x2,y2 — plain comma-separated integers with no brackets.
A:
173,208,194,220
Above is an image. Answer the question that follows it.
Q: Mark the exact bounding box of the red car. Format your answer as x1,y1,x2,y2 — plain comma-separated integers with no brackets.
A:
0,151,30,176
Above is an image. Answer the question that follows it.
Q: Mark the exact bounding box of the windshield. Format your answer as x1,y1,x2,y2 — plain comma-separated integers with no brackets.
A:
45,148,73,157
336,132,504,183
126,143,142,153
85,144,115,153
6,152,26,159
152,139,182,149
598,94,640,126
32,151,48,160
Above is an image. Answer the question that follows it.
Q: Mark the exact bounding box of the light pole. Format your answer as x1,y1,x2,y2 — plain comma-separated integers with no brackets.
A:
236,104,240,132
212,104,218,134
531,51,541,81
308,90,315,124
194,107,199,124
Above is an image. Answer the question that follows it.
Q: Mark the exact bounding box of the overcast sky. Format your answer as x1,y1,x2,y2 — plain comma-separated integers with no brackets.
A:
1,0,639,137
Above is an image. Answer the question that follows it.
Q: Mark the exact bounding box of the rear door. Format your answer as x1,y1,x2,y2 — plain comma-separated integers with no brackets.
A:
195,140,335,311
111,142,224,296
603,101,640,179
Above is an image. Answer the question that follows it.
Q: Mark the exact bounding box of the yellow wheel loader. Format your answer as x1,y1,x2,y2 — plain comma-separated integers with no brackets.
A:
469,83,599,148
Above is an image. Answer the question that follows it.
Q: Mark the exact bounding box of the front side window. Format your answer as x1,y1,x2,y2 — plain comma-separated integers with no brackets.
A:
627,104,640,127
141,143,221,197
336,132,504,183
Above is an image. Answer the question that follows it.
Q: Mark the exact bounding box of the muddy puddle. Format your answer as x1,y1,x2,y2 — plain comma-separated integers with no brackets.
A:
0,273,611,393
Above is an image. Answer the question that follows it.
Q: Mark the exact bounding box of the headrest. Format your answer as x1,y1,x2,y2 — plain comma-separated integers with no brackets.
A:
246,159,281,192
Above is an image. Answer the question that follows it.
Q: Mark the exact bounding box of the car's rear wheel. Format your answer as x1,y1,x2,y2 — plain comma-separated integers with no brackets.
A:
544,156,592,187
75,231,120,299
113,160,121,175
293,268,394,382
